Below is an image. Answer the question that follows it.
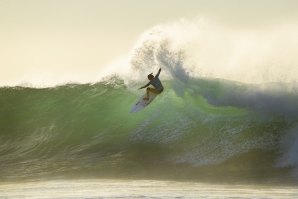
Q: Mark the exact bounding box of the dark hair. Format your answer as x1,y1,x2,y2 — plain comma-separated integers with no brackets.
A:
147,73,154,79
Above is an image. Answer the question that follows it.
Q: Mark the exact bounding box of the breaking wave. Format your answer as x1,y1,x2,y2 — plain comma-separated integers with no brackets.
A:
1,19,298,183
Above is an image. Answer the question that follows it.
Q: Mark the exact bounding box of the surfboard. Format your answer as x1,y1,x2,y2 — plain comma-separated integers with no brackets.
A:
130,92,158,113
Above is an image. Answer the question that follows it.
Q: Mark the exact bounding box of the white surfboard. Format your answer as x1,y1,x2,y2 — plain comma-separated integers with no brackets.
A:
130,92,158,113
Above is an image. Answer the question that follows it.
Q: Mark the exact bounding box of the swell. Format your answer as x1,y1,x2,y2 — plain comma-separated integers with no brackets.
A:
0,78,297,183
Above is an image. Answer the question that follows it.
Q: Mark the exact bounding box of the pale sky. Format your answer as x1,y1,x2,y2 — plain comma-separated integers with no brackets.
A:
0,0,298,86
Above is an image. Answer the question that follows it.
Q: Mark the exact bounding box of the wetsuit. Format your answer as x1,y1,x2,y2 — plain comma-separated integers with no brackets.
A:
140,70,164,92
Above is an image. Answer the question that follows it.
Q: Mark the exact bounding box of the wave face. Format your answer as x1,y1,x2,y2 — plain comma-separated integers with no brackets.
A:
1,78,298,183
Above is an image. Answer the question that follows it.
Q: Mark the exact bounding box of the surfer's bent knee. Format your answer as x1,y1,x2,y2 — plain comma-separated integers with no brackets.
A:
158,88,164,94
147,87,163,94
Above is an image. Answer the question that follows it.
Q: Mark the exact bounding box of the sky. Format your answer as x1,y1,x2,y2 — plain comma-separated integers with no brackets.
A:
0,0,298,86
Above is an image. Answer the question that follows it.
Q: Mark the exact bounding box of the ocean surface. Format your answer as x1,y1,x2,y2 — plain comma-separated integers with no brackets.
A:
0,179,297,199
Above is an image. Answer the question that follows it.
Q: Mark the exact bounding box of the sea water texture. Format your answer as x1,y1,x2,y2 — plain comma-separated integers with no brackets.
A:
1,19,298,196
0,180,297,199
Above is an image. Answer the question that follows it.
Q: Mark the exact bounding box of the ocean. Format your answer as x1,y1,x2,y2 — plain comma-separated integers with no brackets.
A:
1,19,298,198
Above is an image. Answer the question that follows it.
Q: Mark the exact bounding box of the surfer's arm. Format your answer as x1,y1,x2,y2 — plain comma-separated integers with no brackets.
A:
155,68,161,78
139,82,151,89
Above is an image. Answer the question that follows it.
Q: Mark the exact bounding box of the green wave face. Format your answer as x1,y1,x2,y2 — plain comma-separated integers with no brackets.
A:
0,78,297,183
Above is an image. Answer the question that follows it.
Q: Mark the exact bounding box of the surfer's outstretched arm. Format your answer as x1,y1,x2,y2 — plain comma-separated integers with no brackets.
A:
139,82,150,89
155,68,161,78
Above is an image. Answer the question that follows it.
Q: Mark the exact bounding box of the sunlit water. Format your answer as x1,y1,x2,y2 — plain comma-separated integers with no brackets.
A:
0,179,297,199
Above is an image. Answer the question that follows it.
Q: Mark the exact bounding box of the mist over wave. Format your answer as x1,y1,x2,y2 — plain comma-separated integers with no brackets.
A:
121,19,298,85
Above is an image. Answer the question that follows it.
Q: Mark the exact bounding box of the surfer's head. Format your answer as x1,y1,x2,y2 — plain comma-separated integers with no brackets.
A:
147,73,154,80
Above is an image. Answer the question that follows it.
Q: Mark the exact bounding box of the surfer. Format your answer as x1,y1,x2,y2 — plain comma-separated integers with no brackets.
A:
139,68,164,100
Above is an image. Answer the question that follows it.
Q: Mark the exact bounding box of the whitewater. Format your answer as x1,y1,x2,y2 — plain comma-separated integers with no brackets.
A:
1,19,298,198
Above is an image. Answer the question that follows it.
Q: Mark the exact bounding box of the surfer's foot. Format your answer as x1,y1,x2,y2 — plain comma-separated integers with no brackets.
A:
143,97,149,100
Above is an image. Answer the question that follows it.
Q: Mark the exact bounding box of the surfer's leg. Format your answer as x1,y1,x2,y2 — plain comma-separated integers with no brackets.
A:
143,87,155,100
149,88,160,94
143,88,160,100
143,88,150,100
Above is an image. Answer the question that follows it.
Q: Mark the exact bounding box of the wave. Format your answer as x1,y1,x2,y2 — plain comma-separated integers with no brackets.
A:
1,18,298,183
1,77,298,183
